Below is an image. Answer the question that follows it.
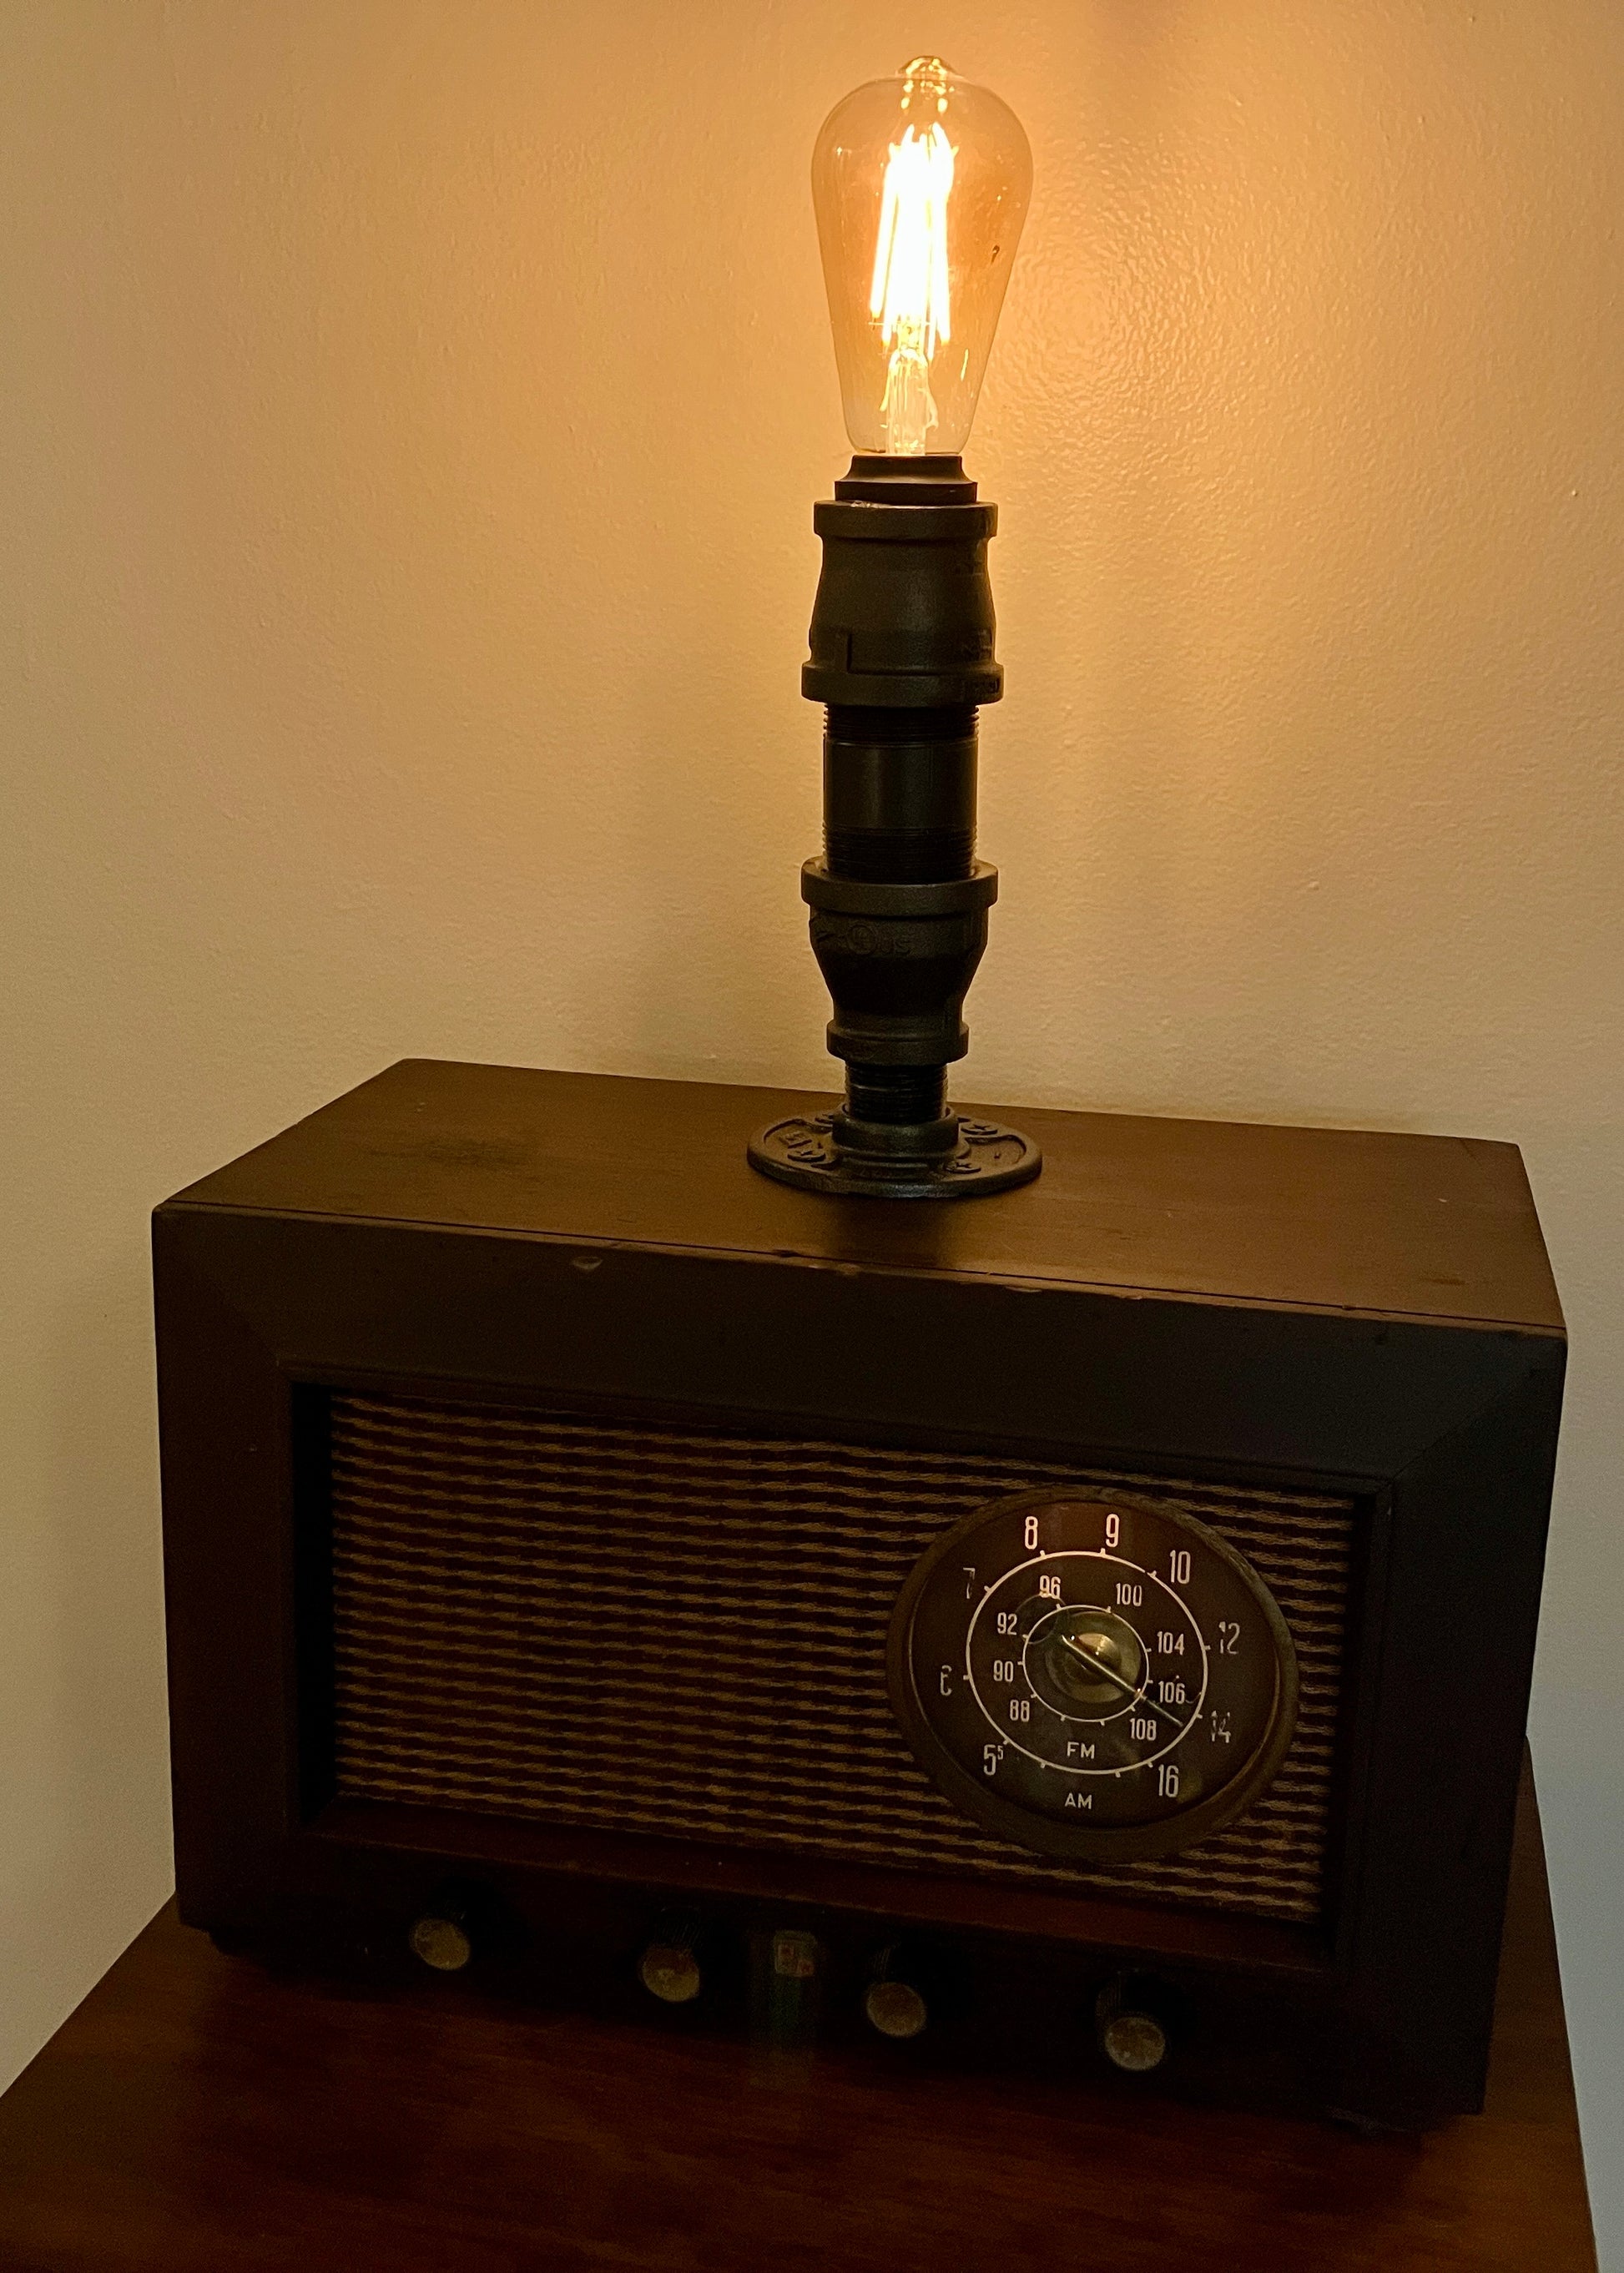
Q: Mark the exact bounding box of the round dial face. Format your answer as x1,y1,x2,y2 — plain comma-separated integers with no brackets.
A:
888,1489,1299,1863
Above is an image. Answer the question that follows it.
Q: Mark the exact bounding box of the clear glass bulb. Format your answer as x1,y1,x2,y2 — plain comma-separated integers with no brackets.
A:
811,58,1032,457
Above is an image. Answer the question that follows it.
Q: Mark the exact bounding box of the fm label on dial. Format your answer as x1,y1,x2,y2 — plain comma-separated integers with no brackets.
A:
888,1489,1299,1864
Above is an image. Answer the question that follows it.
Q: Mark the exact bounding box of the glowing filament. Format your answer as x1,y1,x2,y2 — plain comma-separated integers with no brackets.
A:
870,121,955,354
870,121,956,452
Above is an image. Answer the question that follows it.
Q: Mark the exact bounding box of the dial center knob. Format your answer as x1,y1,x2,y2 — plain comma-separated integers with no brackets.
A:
1039,1610,1144,1711
1066,1628,1122,1673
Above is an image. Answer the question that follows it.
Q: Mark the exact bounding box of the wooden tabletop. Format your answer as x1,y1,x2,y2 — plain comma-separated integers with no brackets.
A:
0,1766,1593,2272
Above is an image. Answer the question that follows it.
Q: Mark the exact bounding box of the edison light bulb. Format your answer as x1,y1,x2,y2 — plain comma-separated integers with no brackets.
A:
811,58,1031,456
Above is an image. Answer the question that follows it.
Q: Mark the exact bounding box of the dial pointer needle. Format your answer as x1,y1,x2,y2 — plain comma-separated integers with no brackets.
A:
1057,1630,1195,1741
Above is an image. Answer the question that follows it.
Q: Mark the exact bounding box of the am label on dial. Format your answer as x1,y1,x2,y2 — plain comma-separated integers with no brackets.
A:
887,1489,1299,1864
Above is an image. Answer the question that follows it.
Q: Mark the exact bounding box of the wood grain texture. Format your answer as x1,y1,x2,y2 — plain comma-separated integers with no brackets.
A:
0,1765,1593,2273
168,1057,1563,1331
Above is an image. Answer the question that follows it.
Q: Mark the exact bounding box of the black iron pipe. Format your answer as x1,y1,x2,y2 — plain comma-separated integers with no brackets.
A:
746,454,1039,1199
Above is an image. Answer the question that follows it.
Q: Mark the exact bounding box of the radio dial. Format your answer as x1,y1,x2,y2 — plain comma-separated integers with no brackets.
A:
888,1489,1299,1865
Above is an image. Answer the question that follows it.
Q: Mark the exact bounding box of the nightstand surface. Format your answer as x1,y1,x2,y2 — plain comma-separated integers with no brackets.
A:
0,1764,1594,2272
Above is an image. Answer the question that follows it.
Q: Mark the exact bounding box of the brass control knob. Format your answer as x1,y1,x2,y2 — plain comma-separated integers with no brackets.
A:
1100,2008,1168,2073
1044,1612,1145,1711
1096,1974,1171,2073
864,1978,928,2039
409,1913,473,1973
639,1942,702,2004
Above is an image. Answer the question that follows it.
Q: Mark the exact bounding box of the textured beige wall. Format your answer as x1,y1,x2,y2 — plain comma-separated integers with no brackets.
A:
3,0,1620,2242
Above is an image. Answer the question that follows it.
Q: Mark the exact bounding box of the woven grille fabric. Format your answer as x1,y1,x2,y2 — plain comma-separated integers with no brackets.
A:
327,1394,1354,1925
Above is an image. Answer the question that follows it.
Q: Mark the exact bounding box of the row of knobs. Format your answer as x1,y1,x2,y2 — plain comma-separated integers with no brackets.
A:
640,1930,931,2042
410,1902,1168,2070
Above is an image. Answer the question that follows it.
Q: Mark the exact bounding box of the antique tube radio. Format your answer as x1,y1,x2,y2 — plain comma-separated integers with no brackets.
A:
154,59,1563,2130
154,1061,1562,2128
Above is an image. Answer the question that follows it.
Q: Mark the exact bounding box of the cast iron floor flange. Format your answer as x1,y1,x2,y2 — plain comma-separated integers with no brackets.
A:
749,1111,1041,1201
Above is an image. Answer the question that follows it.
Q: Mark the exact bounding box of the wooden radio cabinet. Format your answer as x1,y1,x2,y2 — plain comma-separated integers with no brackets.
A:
154,1060,1563,2129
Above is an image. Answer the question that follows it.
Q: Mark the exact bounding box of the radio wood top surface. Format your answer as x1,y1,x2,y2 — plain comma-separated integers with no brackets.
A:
168,1057,1562,1333
0,1762,1592,2272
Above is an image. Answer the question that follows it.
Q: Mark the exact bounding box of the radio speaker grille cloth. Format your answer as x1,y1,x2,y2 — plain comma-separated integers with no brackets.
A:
326,1394,1354,1925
